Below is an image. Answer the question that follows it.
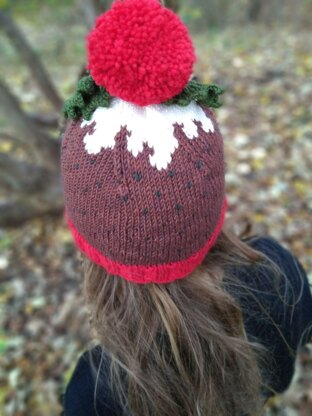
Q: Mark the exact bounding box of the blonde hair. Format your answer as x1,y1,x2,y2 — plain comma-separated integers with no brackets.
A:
82,229,268,416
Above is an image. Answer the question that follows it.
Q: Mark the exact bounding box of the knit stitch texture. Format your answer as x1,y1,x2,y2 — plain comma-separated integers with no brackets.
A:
61,105,225,283
66,199,226,284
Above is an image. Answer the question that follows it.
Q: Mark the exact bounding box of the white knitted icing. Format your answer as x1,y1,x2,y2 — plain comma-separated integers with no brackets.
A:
81,98,214,170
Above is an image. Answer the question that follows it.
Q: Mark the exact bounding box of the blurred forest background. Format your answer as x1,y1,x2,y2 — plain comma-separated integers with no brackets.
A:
0,0,311,415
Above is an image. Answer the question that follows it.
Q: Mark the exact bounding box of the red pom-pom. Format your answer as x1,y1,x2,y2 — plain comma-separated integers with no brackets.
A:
87,0,195,106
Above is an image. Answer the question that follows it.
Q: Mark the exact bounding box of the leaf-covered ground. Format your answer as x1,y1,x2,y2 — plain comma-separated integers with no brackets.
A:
0,10,311,415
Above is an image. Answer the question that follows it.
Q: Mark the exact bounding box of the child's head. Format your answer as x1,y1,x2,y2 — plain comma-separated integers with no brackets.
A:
61,0,225,285
61,1,263,414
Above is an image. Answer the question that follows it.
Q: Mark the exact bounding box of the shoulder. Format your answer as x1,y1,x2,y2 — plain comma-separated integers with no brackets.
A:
64,346,123,416
246,235,304,272
229,236,312,393
235,235,310,299
226,234,312,348
249,235,312,335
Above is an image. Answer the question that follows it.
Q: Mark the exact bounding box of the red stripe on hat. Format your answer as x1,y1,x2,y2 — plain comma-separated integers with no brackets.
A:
66,199,227,284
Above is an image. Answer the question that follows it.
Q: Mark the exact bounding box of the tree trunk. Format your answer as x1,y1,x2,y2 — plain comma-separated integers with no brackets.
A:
0,11,63,111
248,0,264,22
80,0,181,27
28,113,60,130
0,0,182,228
0,154,63,227
0,196,63,227
80,0,110,29
92,0,110,14
0,153,59,194
0,80,60,170
164,0,180,13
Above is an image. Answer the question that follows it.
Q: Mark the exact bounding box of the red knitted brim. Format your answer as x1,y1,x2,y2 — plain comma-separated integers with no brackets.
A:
66,199,227,284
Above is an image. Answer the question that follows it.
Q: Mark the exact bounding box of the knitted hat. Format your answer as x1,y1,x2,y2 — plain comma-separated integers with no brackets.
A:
61,0,226,284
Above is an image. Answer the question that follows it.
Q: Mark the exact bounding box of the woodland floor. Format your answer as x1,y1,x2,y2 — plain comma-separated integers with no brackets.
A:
0,6,312,415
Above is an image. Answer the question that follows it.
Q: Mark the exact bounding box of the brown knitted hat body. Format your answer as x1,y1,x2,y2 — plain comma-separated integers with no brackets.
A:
61,102,225,283
61,0,226,284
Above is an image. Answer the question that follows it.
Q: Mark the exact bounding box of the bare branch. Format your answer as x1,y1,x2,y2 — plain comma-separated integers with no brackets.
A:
247,0,263,21
0,80,60,169
92,0,110,15
0,10,63,111
0,197,63,227
0,130,21,143
0,161,63,227
79,0,110,28
164,0,180,12
79,0,97,29
0,153,59,194
28,113,60,130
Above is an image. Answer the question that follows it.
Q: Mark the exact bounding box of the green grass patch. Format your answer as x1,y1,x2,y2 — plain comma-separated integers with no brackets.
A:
0,234,12,250
0,333,9,355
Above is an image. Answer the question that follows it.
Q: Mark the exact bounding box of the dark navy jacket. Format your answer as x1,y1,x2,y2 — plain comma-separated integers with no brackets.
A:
64,237,312,415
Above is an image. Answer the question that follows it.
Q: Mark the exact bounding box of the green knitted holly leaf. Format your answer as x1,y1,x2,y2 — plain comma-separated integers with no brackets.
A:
64,76,224,121
164,80,224,108
63,75,111,121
